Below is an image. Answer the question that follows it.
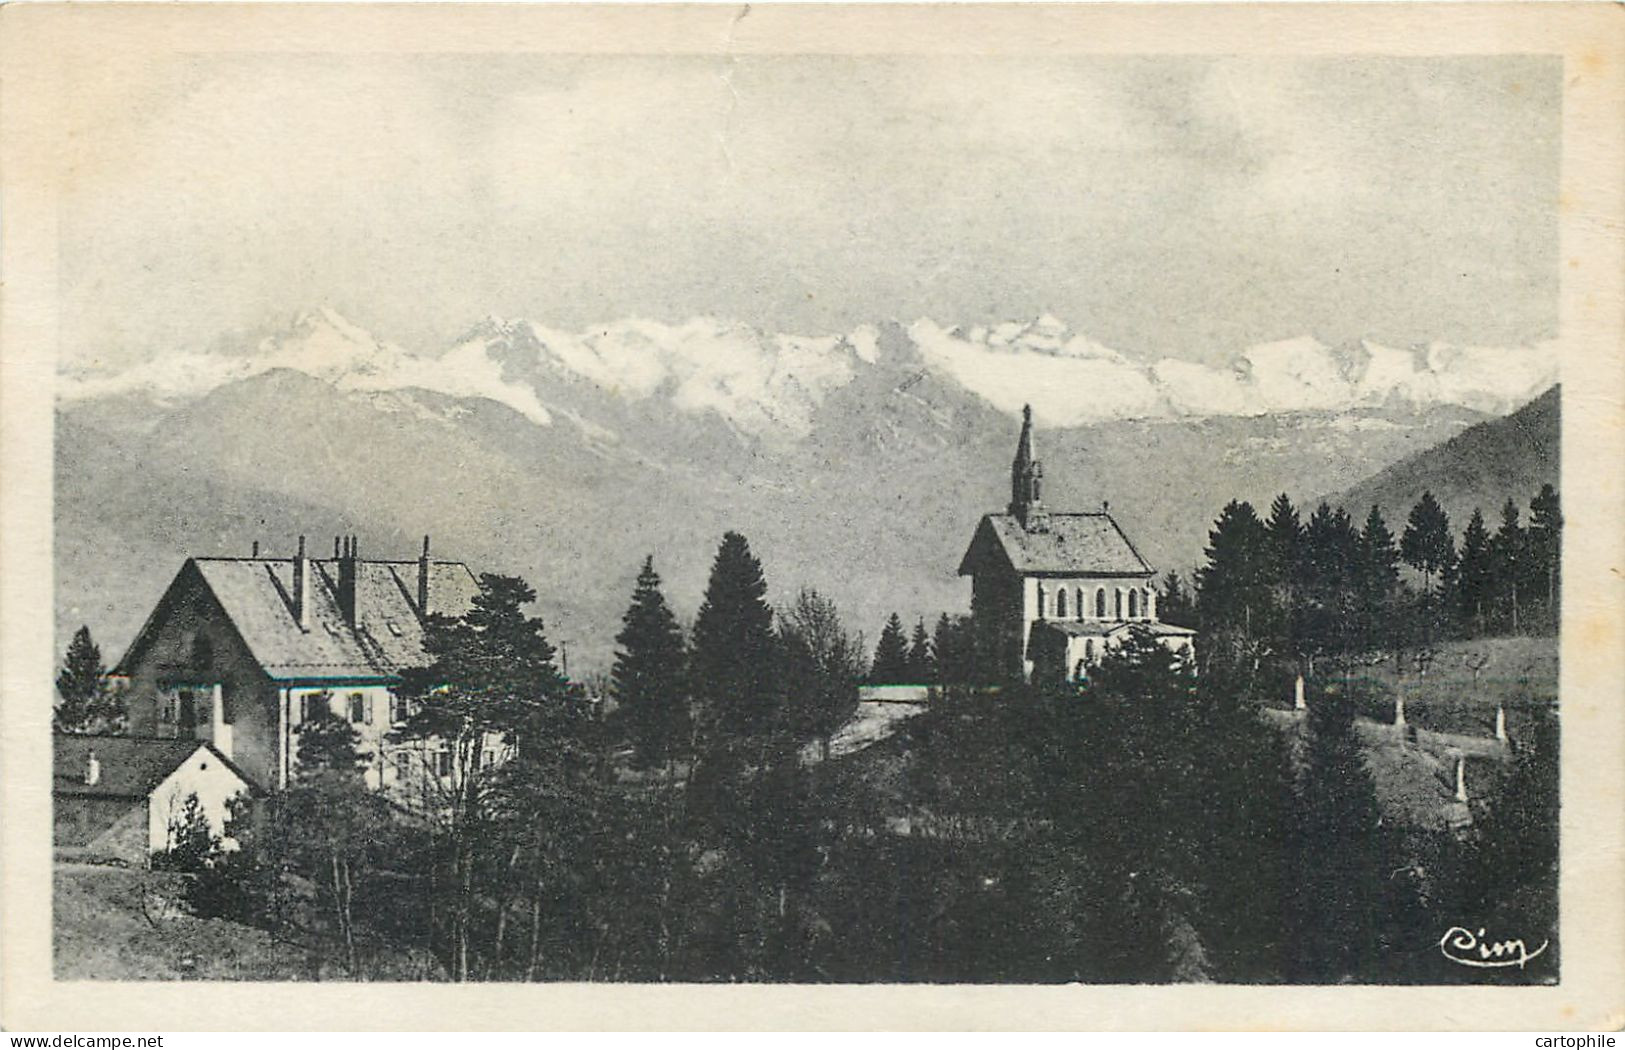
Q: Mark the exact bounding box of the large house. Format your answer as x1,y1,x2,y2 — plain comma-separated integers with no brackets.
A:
958,406,1196,682
114,536,483,796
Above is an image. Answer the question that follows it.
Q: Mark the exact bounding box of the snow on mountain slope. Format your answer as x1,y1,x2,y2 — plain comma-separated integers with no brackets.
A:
60,308,1559,433
59,308,554,426
907,318,1558,426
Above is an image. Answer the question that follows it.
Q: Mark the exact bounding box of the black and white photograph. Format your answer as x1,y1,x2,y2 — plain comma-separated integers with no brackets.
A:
1,2,1621,1032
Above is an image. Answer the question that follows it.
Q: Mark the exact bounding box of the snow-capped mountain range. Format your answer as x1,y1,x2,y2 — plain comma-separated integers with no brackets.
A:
55,308,1559,674
61,307,1558,434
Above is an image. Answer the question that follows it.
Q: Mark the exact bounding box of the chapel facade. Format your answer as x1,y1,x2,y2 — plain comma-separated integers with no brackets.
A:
957,405,1196,682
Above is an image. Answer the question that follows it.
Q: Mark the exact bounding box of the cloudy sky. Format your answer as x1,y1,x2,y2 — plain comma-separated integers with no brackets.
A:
55,52,1559,371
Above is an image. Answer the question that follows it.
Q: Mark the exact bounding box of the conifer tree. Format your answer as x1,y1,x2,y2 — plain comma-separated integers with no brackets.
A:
397,573,576,981
1158,571,1195,627
689,532,782,737
1300,503,1360,672
1195,500,1271,662
1527,484,1562,631
778,588,862,755
907,618,935,684
870,613,910,685
1489,498,1527,634
55,625,124,734
612,555,690,768
1264,493,1305,659
286,708,379,976
1455,508,1493,636
1283,684,1391,981
1356,505,1400,654
1401,491,1455,643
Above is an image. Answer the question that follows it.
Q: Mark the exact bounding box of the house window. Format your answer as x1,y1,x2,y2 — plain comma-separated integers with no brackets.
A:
435,749,453,777
1056,589,1067,618
394,752,414,777
482,749,496,769
1128,590,1139,618
1085,638,1096,663
348,692,367,724
1095,589,1106,618
390,694,410,725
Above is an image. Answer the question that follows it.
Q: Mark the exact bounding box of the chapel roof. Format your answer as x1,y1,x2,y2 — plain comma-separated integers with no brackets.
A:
958,512,1154,578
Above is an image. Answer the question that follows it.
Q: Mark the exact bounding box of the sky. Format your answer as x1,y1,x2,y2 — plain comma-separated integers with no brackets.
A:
54,52,1561,371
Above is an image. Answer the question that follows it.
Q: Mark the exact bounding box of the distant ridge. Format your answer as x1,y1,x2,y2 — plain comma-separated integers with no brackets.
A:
1326,385,1559,527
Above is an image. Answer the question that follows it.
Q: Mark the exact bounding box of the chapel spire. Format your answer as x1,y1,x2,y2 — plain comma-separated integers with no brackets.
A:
1009,404,1048,531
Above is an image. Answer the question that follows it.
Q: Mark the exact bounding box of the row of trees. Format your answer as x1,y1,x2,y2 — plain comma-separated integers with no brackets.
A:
1180,484,1560,675
165,531,869,980
128,510,1557,982
867,612,975,686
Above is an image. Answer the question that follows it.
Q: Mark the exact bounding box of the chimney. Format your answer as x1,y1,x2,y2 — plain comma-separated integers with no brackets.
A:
85,749,100,786
338,535,359,627
251,541,260,558
293,535,311,631
417,535,432,617
334,535,342,559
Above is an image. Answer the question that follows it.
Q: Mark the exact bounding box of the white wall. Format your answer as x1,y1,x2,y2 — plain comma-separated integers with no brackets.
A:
147,746,251,853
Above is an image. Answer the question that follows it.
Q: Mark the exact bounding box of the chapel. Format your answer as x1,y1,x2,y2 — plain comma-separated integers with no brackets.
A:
957,405,1196,682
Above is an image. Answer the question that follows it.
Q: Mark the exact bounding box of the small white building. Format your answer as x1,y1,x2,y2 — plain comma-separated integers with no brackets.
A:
53,734,254,864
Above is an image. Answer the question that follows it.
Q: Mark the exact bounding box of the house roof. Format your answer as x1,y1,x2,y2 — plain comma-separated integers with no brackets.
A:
1034,619,1198,639
119,557,482,682
52,734,253,799
958,512,1154,577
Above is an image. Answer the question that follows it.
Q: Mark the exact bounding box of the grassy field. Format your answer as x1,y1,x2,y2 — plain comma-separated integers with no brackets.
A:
1317,634,1558,740
53,862,444,980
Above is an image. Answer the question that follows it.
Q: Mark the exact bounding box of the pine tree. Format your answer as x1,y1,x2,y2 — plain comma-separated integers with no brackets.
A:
907,618,935,684
870,613,910,685
1158,571,1196,627
1489,498,1527,635
1455,508,1493,637
397,572,576,981
612,555,690,768
778,588,862,756
1527,484,1562,632
1195,500,1271,664
689,532,782,737
1264,493,1306,660
1284,684,1391,981
1300,502,1360,672
55,625,124,734
1401,491,1455,644
1356,505,1400,654
287,709,379,975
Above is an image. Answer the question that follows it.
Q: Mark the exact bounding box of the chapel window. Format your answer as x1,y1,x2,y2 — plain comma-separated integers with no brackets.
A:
1115,589,1124,619
1095,589,1106,618
1076,588,1085,620
1056,589,1067,618
1129,590,1139,618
